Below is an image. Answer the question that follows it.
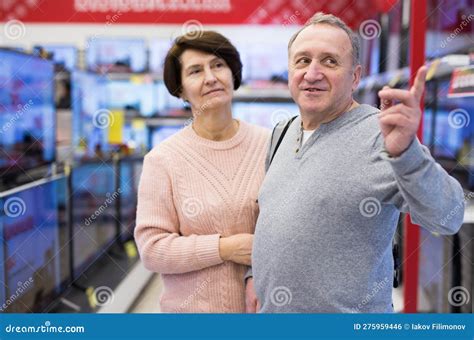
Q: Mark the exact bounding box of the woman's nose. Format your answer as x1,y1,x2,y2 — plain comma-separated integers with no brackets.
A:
204,68,217,85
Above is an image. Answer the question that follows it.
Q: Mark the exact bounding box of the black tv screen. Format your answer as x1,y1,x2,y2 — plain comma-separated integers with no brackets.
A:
118,157,142,241
71,161,118,278
0,175,70,312
0,50,56,178
86,38,147,73
33,45,77,71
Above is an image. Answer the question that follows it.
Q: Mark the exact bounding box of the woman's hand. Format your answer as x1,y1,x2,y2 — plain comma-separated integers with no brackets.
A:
219,233,253,265
245,277,261,313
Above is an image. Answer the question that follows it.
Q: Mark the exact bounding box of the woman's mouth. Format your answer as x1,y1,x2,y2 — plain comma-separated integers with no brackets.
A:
203,88,224,96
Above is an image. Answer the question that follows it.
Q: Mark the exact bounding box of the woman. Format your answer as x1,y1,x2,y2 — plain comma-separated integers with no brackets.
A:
134,31,269,313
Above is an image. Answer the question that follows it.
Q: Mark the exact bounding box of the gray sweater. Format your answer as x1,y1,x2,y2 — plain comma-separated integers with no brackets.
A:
252,104,465,313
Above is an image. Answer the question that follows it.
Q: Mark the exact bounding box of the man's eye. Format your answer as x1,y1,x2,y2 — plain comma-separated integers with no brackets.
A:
189,69,200,75
324,58,337,66
296,58,310,65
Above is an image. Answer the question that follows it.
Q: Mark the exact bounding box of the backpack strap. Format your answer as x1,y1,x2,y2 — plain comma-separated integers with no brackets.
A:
266,116,298,172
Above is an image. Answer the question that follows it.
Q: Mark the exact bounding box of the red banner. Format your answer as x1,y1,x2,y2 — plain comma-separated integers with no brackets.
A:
1,0,381,28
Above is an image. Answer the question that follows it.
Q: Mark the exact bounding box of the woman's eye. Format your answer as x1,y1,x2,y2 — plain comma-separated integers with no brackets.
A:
214,62,224,68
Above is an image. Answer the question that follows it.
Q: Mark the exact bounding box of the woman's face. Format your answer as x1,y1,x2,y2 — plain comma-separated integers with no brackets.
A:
179,49,234,115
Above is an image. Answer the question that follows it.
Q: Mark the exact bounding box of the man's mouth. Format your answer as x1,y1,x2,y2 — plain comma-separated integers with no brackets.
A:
303,87,328,92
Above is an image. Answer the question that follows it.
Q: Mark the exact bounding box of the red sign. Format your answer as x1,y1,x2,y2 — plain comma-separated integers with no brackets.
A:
1,0,381,28
448,66,474,98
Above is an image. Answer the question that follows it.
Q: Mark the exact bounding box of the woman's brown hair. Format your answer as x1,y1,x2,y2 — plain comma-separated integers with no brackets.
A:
163,30,242,98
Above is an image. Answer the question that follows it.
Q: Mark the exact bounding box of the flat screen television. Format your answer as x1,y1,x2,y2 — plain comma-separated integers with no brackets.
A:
86,38,147,73
422,108,434,147
432,109,467,160
70,161,118,279
118,157,143,241
149,126,181,149
0,175,70,312
155,81,186,116
33,45,77,71
122,119,148,155
0,217,5,311
0,49,55,180
432,80,474,160
232,102,299,129
149,39,172,74
241,41,288,81
71,71,110,158
106,80,157,117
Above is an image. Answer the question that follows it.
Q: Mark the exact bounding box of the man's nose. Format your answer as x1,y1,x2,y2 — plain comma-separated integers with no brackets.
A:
303,60,324,83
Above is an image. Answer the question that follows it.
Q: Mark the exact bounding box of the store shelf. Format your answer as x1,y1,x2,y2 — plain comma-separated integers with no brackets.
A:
98,260,154,313
234,86,292,102
103,72,163,81
143,116,191,127
357,54,470,92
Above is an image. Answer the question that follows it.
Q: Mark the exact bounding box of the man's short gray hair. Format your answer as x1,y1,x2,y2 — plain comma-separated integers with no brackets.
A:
288,12,360,67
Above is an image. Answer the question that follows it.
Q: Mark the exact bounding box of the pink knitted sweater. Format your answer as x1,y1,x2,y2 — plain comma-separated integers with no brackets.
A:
135,120,269,313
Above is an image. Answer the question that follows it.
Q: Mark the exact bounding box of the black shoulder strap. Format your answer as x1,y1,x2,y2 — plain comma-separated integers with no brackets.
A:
266,116,297,171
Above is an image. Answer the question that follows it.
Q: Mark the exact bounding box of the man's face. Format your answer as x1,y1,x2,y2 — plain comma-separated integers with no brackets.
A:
288,24,361,118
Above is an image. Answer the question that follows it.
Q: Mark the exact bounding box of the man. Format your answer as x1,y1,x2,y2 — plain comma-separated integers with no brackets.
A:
245,12,464,313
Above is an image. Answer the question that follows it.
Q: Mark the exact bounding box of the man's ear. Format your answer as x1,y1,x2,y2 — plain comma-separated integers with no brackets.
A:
352,64,362,92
